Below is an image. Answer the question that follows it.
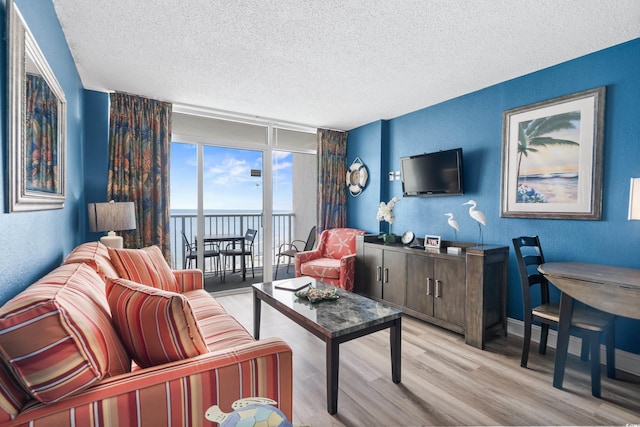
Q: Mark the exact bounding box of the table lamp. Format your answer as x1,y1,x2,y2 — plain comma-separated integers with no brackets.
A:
629,178,640,220
88,201,136,248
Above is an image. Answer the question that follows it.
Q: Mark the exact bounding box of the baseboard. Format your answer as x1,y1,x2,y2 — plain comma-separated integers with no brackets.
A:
507,318,640,377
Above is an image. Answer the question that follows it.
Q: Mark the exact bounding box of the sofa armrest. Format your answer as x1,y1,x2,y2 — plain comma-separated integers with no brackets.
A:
294,249,322,277
8,338,292,426
172,268,204,292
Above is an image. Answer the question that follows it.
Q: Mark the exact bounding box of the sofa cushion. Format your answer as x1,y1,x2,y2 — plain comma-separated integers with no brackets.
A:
182,290,255,351
0,264,131,403
63,241,119,279
108,246,179,292
106,278,209,368
0,359,29,418
183,289,229,320
299,258,341,279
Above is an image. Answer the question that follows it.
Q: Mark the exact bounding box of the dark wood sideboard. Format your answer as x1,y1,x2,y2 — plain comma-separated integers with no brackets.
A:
355,235,509,349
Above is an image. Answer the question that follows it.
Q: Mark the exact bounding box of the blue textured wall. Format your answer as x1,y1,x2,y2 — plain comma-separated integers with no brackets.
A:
84,90,110,242
0,0,84,305
347,38,640,354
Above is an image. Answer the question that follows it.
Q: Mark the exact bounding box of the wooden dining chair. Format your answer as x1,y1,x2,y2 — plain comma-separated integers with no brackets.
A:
220,229,257,282
181,231,220,274
274,225,316,280
512,236,616,397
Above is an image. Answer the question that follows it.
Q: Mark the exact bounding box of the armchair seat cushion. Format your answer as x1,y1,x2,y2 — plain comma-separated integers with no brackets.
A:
299,258,341,279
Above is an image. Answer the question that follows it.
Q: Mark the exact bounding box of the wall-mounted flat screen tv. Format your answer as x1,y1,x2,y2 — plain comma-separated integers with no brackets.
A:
400,148,464,197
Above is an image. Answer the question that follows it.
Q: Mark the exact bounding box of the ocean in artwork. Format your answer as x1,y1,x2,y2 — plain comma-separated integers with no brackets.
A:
517,174,578,204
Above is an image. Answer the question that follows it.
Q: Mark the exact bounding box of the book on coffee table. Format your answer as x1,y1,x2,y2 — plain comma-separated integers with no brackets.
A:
274,278,314,291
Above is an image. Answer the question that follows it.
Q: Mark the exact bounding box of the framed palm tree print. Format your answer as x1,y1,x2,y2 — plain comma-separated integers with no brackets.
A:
500,87,605,220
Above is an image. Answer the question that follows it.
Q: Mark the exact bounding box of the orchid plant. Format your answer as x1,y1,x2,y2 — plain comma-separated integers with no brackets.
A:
377,197,399,242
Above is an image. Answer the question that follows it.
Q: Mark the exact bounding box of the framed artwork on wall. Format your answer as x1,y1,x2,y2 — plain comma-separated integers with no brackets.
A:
500,87,605,220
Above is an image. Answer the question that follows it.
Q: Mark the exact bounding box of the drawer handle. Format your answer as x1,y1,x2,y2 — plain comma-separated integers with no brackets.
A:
426,277,432,295
376,266,382,282
384,268,389,283
435,279,441,298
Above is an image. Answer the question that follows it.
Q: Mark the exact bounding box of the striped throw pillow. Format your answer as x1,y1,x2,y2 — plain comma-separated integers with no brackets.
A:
0,264,131,403
106,278,208,368
108,246,179,292
63,241,120,279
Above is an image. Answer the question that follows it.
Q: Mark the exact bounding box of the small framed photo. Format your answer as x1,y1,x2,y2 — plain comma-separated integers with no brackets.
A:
424,235,441,249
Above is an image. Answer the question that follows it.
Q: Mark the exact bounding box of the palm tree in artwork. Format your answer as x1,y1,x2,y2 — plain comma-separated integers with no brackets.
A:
516,111,581,181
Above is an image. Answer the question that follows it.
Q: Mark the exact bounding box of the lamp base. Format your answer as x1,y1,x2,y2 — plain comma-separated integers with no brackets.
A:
100,234,123,249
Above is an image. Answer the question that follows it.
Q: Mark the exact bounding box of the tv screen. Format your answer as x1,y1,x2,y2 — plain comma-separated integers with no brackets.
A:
400,148,464,196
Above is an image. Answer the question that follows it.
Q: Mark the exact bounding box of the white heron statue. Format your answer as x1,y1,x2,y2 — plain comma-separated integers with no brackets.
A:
463,200,486,245
444,213,460,242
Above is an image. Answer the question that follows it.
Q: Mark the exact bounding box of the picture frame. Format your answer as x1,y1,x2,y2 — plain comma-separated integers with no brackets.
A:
500,87,605,220
424,235,441,249
8,0,67,212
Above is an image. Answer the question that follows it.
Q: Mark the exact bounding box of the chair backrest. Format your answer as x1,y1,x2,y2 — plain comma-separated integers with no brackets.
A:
512,236,551,311
244,229,258,245
318,228,365,259
303,226,317,251
181,231,193,251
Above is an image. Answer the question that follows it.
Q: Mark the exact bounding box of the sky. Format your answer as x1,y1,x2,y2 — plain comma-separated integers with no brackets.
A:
170,142,293,212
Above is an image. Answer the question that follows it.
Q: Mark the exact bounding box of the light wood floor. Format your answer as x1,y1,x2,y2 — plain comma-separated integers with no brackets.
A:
216,290,640,426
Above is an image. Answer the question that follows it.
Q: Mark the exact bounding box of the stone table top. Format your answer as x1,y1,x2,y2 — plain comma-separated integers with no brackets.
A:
252,278,401,338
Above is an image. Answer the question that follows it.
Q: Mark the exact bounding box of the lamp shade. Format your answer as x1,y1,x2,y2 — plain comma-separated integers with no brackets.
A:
629,178,640,220
88,202,136,233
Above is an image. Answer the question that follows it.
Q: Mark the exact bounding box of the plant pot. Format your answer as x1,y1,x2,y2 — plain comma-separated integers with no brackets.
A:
380,233,397,245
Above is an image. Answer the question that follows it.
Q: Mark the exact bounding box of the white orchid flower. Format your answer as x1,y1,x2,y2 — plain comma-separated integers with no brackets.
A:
376,197,399,224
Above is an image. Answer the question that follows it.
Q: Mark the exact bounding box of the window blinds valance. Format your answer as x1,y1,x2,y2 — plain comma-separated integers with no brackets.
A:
172,112,316,152
172,112,267,146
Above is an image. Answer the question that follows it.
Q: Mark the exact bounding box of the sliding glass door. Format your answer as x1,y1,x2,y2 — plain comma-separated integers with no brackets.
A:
170,110,317,284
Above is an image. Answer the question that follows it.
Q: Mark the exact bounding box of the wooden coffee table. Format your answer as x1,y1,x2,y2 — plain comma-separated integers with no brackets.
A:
253,277,402,415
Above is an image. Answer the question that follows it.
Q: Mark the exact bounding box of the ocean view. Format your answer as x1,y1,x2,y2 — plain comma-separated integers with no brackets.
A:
169,209,295,269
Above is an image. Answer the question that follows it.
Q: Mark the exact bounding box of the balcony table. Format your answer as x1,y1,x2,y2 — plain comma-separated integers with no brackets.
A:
204,234,246,280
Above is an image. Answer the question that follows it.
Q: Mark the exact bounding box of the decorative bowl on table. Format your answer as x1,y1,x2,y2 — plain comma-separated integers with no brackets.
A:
295,286,339,303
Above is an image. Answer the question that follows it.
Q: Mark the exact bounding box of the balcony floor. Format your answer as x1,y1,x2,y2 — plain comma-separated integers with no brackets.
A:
203,263,296,293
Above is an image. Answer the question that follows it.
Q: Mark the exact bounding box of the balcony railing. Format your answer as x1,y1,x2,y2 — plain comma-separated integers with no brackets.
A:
169,212,295,271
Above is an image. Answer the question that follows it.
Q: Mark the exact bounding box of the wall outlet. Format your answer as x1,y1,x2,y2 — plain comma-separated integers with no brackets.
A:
395,170,401,179
388,172,395,181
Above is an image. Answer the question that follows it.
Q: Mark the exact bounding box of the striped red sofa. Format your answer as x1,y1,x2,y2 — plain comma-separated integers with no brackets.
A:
0,242,292,427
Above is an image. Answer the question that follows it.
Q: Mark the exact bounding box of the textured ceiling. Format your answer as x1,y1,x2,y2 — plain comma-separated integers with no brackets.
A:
52,0,640,130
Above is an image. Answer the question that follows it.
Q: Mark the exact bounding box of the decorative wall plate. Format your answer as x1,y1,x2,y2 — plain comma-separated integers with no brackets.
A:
347,157,368,197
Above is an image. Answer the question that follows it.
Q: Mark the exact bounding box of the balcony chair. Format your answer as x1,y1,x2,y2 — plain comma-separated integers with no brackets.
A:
512,235,615,397
274,225,317,280
220,229,257,282
295,227,365,292
181,231,220,275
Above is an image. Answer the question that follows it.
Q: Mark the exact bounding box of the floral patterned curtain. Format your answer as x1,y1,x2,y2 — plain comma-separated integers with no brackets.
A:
317,128,348,233
25,74,58,192
107,93,172,258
